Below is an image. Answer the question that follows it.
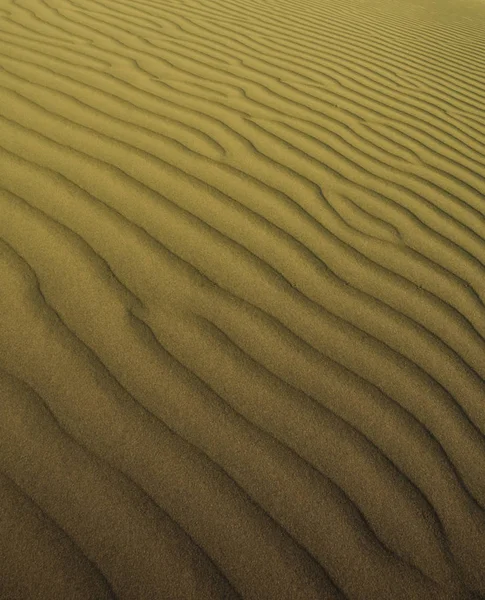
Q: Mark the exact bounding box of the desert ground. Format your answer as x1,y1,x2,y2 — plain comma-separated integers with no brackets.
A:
1,0,485,597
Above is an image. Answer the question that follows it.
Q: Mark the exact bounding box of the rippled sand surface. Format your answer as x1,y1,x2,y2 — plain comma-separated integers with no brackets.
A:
1,0,485,597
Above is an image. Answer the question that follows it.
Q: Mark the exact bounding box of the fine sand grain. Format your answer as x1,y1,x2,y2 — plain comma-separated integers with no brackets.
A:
1,0,485,597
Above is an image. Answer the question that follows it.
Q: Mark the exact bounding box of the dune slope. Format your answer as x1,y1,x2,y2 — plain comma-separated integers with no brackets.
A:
1,0,485,598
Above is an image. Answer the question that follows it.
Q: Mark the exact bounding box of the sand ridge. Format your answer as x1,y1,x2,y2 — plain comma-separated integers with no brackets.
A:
0,0,485,597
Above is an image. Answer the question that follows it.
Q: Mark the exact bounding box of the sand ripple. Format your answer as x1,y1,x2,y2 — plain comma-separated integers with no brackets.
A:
1,0,485,597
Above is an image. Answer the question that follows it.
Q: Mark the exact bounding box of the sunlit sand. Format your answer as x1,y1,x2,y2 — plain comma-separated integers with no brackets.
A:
1,0,485,597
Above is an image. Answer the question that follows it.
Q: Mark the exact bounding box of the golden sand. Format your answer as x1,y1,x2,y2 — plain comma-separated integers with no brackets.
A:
0,0,485,597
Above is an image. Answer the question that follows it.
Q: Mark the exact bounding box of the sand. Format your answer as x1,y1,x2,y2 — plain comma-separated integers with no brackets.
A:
0,0,485,597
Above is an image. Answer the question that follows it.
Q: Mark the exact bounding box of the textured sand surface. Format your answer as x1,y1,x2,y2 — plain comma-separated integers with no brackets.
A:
1,0,485,597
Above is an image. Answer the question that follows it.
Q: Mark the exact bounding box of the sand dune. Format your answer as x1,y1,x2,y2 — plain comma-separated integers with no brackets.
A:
1,0,485,597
